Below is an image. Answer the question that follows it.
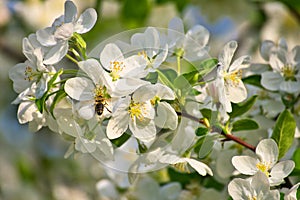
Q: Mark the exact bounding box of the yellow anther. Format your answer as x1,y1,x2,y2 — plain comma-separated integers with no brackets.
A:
224,69,243,87
256,162,270,177
24,66,34,81
150,95,160,106
110,61,124,81
128,101,146,121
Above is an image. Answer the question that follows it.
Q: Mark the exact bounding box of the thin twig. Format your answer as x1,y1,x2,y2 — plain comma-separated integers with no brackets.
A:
177,111,256,152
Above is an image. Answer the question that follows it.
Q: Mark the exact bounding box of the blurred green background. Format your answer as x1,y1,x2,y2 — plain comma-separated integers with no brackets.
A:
0,0,300,199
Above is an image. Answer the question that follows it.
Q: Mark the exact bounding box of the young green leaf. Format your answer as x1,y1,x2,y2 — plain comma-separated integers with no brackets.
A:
229,95,258,118
293,148,300,170
242,75,263,89
156,69,177,90
196,58,218,76
174,71,198,89
231,118,259,132
271,110,296,159
195,127,209,136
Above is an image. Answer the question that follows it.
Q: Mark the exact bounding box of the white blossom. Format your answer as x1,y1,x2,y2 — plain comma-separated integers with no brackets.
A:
232,139,295,186
36,0,97,64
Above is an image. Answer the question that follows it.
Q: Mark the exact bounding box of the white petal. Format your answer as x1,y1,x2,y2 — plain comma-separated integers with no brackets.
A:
270,161,295,185
36,27,56,46
17,101,36,124
97,138,114,158
64,77,94,101
229,55,251,72
129,118,156,142
269,53,284,73
121,55,148,78
251,171,270,195
74,8,97,34
78,103,95,120
232,156,258,175
280,81,300,93
260,40,275,60
64,0,77,23
57,117,81,137
228,178,252,200
153,83,175,100
284,182,300,200
185,158,213,176
226,80,247,103
9,62,32,93
219,41,237,71
132,84,156,102
106,109,129,139
43,42,68,65
112,78,149,97
256,139,278,166
159,154,182,164
155,102,178,130
261,71,283,91
78,59,108,85
100,43,124,70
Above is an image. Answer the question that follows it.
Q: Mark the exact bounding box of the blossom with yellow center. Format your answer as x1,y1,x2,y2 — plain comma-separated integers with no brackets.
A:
224,69,243,87
232,139,295,186
128,101,146,121
110,61,124,81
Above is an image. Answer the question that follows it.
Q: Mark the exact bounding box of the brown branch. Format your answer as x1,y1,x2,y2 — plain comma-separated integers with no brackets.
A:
177,111,256,152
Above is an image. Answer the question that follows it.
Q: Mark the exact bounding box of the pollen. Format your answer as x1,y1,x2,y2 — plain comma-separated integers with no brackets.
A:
138,50,148,59
174,162,190,173
110,61,124,81
248,196,257,200
24,66,34,81
282,64,296,81
224,69,242,87
128,101,146,121
256,161,270,177
150,95,161,106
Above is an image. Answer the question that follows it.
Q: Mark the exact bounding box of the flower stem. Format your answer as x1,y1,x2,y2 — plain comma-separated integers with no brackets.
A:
177,55,181,74
176,111,256,152
66,54,78,64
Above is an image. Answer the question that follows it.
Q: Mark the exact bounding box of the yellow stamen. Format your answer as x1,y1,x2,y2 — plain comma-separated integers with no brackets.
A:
24,66,34,81
150,95,160,106
128,101,146,121
138,50,147,59
256,161,270,177
282,64,296,81
110,61,124,81
224,69,243,87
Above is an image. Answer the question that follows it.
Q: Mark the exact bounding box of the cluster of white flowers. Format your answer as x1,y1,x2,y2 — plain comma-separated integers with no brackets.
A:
9,1,300,199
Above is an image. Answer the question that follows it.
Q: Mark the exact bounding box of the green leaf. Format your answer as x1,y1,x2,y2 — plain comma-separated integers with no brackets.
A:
271,110,296,159
156,68,177,90
229,95,258,118
293,148,300,169
143,71,158,84
111,133,131,147
232,118,259,132
200,108,212,120
196,58,218,76
174,71,198,89
195,127,209,136
50,89,67,118
34,69,63,113
242,75,263,88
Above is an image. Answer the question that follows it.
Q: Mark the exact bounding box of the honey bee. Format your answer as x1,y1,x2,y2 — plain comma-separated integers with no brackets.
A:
94,96,111,116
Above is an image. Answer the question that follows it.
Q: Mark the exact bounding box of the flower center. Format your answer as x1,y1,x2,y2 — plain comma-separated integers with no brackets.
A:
282,64,296,81
24,66,38,82
110,61,124,81
150,95,161,106
256,161,270,177
128,101,146,121
174,162,190,173
224,69,242,87
248,196,257,200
